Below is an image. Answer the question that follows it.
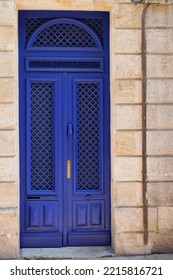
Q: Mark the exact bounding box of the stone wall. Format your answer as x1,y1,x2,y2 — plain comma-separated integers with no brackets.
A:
0,0,173,258
0,0,18,258
111,1,173,254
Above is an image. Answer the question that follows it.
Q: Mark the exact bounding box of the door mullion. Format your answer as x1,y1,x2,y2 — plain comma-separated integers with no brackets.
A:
62,72,68,247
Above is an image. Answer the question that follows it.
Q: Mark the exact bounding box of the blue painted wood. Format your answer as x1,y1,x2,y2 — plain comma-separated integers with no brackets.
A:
19,10,110,248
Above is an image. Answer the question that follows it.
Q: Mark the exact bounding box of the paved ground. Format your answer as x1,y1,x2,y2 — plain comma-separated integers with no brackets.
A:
21,247,173,260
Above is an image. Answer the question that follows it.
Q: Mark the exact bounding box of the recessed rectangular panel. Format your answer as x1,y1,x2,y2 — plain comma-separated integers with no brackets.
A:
72,200,105,230
44,204,54,227
29,204,42,227
26,201,58,231
90,203,102,226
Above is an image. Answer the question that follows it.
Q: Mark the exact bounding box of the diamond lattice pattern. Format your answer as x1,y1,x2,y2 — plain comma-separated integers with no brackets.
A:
26,18,103,46
32,23,97,48
30,82,54,191
77,82,100,191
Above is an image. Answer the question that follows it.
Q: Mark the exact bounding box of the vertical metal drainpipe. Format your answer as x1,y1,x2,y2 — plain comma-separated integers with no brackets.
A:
141,3,151,245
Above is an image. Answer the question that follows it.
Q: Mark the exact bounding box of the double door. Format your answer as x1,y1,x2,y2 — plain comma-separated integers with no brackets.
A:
20,72,110,247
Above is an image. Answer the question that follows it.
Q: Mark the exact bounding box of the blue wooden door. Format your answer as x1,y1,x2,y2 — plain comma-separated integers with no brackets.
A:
19,11,110,248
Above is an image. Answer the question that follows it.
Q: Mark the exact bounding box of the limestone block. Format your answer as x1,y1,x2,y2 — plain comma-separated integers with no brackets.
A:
112,233,151,255
113,157,142,181
112,80,142,104
112,29,141,53
0,27,15,51
111,4,143,28
147,29,173,53
158,207,173,232
147,55,173,78
0,209,18,236
112,105,141,130
147,182,173,206
147,4,173,28
150,233,173,253
113,208,143,233
147,105,173,129
0,79,16,102
0,103,16,129
0,1,16,25
0,53,15,77
147,131,173,155
113,54,141,78
147,157,173,181
113,207,157,233
0,183,18,208
0,235,18,259
0,157,17,181
112,131,142,156
147,79,173,103
112,182,142,206
0,131,16,156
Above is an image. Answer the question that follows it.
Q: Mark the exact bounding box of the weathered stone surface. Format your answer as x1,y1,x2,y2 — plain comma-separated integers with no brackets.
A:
0,157,17,182
147,131,173,155
112,182,142,206
0,79,16,102
112,232,151,255
0,131,16,156
148,182,173,206
147,29,173,53
113,207,157,233
0,27,15,51
0,53,15,77
147,79,173,103
150,233,173,253
113,54,141,78
112,29,141,53
0,1,16,25
147,55,173,78
111,4,143,28
0,235,18,259
17,0,113,10
112,131,142,156
113,157,142,181
0,183,18,207
0,103,16,129
147,4,173,28
112,105,141,130
147,105,173,129
147,157,173,181
112,79,142,104
158,207,173,232
0,209,18,236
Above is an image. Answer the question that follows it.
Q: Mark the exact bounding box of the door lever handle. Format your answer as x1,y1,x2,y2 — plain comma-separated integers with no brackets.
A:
67,123,73,136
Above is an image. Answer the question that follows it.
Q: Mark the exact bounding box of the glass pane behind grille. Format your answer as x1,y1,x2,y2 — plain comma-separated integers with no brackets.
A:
30,82,54,191
77,82,101,191
32,23,97,48
29,60,101,70
26,18,103,45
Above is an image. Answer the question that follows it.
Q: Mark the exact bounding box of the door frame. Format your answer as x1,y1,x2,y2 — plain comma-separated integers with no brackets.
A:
19,10,110,248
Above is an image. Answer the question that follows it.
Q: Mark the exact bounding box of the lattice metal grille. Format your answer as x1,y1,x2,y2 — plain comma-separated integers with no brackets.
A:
29,60,101,69
32,23,97,48
30,82,54,191
77,82,100,191
80,19,103,45
26,18,103,45
26,18,47,42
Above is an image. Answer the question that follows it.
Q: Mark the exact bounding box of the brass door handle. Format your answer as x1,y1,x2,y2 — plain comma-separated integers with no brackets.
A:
67,160,71,179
